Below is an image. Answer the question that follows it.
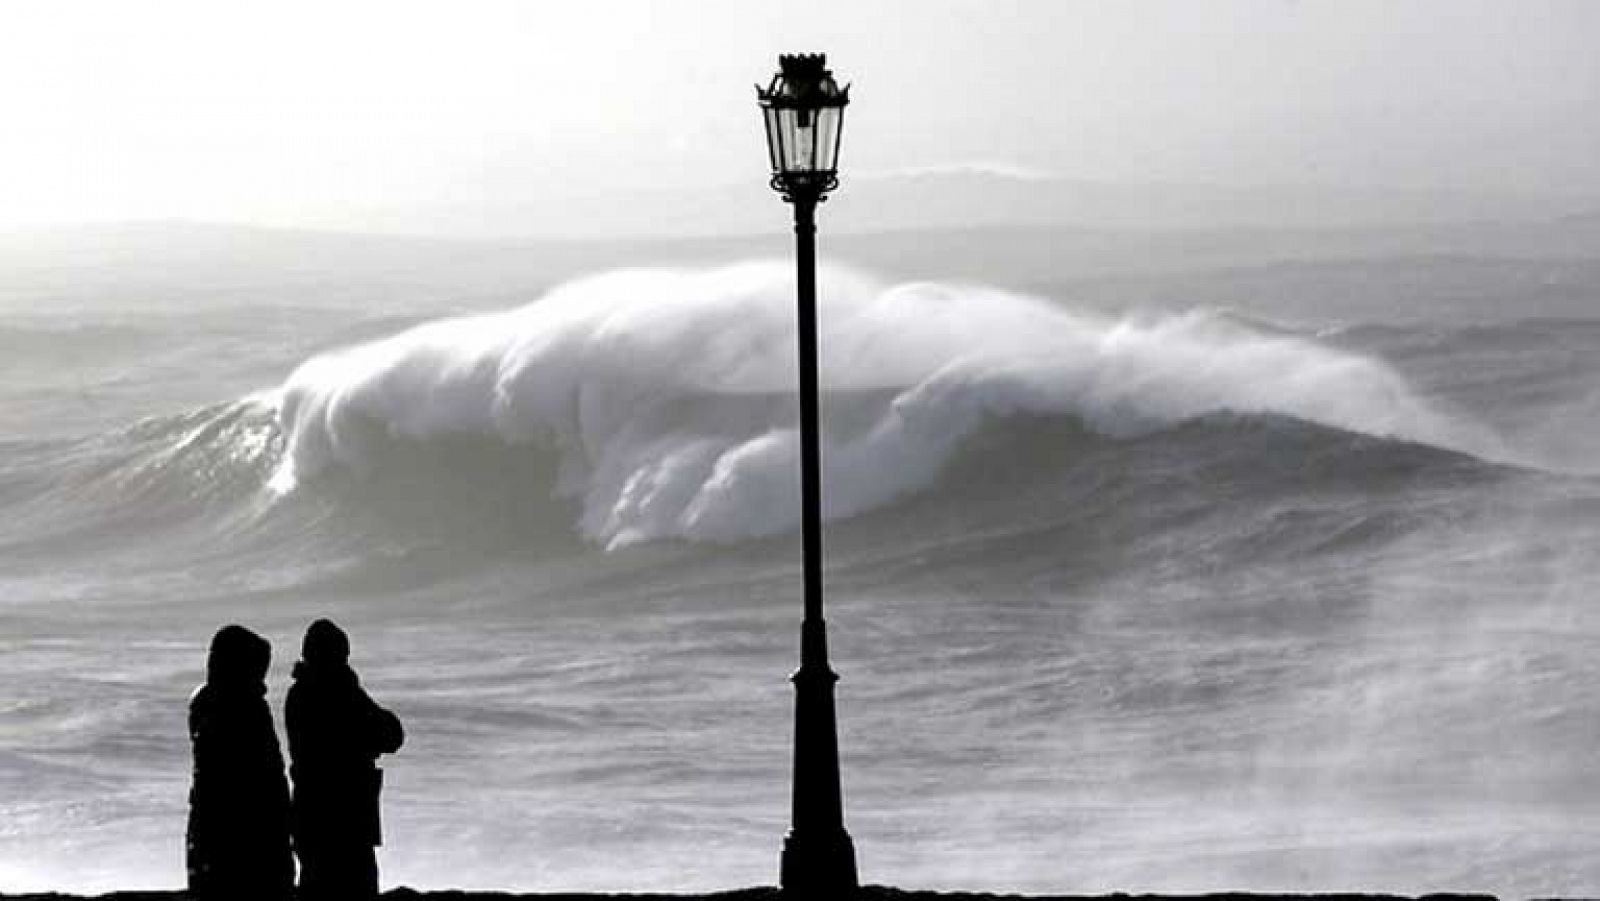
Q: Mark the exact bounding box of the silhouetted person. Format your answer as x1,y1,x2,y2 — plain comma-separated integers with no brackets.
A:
286,618,404,901
186,624,294,901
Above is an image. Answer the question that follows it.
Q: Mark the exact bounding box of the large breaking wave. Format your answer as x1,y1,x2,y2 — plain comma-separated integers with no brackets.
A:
269,262,1500,549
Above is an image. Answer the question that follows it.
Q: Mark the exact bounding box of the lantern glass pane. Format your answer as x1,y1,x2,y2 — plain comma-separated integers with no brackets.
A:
762,106,782,173
774,108,795,172
778,107,819,173
813,105,842,172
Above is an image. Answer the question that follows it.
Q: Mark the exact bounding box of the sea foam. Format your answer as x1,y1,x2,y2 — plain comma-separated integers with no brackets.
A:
273,262,1494,549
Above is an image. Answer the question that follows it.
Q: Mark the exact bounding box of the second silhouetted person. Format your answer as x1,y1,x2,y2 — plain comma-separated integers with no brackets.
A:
286,618,404,901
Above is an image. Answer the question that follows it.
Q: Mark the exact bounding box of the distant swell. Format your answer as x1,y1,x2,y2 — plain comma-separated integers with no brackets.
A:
270,263,1502,549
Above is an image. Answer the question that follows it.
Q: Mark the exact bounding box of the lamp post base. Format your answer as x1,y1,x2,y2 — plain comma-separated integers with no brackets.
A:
781,624,858,896
780,826,858,896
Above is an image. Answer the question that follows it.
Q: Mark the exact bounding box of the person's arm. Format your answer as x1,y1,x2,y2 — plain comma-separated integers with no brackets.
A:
361,690,404,756
283,686,305,770
189,689,239,774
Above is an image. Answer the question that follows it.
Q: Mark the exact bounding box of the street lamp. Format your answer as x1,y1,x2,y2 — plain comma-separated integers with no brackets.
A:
757,53,858,895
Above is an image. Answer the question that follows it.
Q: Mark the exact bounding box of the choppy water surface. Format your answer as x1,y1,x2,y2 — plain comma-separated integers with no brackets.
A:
3,227,1599,895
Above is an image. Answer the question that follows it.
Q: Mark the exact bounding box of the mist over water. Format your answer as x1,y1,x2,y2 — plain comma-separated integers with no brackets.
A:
3,231,1600,896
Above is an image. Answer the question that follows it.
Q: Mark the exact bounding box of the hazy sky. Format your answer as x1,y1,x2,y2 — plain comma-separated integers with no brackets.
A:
1,0,1596,230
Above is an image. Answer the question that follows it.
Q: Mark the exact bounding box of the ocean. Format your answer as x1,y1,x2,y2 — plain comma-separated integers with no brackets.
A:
2,220,1599,896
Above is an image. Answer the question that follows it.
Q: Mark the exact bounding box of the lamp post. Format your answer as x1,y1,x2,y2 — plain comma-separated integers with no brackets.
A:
757,53,858,895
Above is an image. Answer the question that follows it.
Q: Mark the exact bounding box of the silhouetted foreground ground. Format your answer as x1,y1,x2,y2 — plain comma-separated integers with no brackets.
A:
0,890,1506,901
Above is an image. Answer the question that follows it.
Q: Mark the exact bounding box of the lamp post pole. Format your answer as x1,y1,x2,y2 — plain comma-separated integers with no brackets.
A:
793,191,823,630
780,183,858,895
757,53,858,895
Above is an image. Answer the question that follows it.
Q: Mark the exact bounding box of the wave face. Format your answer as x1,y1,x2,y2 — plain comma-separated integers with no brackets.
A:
273,263,1498,549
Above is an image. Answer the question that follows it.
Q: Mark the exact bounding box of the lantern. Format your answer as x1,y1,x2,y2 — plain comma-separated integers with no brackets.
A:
758,53,850,200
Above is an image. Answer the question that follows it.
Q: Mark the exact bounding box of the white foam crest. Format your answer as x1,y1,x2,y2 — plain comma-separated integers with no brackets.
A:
274,262,1498,548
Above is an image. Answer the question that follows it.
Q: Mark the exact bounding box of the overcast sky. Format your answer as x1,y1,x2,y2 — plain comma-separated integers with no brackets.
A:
2,0,1596,231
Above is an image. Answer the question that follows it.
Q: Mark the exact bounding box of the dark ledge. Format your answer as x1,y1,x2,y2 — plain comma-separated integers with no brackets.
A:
0,889,1508,901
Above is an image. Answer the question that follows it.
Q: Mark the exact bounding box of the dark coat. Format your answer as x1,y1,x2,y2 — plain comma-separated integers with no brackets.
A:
285,659,404,849
186,629,293,899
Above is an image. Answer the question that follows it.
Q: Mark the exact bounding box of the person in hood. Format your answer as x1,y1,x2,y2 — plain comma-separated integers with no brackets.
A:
186,624,294,900
286,618,404,901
